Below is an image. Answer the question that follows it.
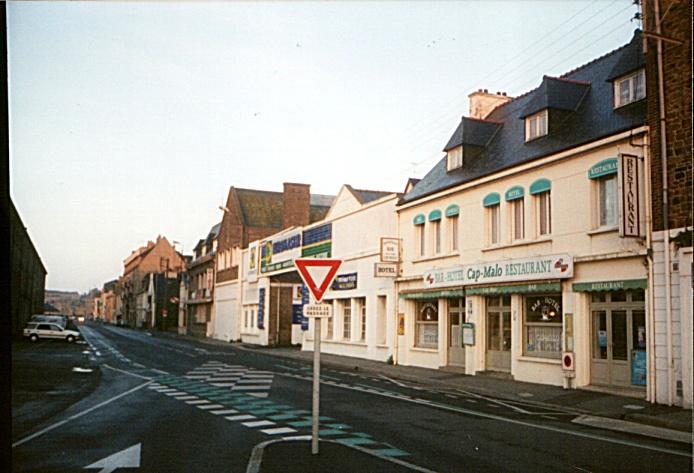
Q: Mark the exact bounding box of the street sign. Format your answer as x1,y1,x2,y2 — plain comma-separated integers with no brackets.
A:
294,258,342,302
303,303,333,318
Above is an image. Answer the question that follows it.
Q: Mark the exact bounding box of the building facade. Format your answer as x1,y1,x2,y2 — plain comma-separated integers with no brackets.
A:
120,235,185,328
10,199,47,336
396,32,656,397
643,0,692,408
212,183,333,342
185,223,220,338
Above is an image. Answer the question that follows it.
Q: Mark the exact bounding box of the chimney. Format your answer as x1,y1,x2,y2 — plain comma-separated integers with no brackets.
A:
468,90,513,119
282,182,311,229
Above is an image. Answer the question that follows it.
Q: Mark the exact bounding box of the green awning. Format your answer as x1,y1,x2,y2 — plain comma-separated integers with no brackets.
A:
400,289,465,300
466,282,561,296
572,279,647,292
505,186,525,201
529,178,551,195
428,209,442,221
483,192,500,207
588,158,618,179
413,214,425,225
445,204,460,217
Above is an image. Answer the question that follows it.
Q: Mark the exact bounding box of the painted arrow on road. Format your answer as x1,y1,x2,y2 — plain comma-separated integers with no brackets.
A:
84,443,141,472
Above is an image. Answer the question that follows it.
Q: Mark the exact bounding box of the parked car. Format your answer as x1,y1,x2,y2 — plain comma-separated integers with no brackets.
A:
29,314,68,328
23,322,81,343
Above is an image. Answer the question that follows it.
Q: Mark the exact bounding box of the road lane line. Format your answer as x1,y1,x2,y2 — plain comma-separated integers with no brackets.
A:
12,381,152,448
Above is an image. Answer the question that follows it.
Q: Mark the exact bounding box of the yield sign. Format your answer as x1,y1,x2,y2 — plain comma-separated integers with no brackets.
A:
294,258,342,302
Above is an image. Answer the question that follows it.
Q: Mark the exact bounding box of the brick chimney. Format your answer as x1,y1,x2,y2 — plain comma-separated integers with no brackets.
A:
468,89,513,119
282,182,311,229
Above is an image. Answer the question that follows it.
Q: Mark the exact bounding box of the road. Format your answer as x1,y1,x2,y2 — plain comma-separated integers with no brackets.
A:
12,322,693,472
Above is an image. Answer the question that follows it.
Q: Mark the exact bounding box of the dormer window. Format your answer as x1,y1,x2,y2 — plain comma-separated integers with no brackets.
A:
525,110,548,141
614,69,645,108
447,146,463,171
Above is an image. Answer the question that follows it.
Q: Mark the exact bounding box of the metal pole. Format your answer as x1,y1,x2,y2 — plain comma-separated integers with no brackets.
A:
312,317,321,455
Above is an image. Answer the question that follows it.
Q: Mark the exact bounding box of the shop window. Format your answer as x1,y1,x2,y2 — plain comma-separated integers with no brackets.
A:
523,294,563,359
415,301,439,348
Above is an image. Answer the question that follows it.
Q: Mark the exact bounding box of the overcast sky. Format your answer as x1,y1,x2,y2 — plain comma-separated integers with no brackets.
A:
8,1,640,293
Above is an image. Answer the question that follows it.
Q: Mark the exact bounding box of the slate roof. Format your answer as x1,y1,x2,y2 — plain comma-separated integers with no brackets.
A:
345,184,398,204
235,188,334,228
399,30,646,206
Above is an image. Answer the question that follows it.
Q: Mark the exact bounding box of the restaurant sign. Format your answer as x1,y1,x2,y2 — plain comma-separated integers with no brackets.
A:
424,253,573,289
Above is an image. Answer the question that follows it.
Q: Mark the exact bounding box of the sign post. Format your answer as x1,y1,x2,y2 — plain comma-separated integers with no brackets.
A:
294,258,342,455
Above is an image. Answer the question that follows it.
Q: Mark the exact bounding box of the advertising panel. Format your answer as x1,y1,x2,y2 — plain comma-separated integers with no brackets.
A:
424,253,574,289
260,228,302,273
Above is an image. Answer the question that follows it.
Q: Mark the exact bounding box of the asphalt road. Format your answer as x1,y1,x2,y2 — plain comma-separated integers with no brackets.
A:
12,322,693,472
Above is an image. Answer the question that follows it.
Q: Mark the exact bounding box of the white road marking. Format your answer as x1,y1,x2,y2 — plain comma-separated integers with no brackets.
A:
261,427,297,435
243,420,275,428
13,381,152,448
225,415,256,421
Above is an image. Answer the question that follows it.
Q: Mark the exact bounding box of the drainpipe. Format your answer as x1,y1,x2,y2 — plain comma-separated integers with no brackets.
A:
653,0,674,406
644,133,657,403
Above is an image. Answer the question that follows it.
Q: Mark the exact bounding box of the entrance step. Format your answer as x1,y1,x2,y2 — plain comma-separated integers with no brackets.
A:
477,371,514,380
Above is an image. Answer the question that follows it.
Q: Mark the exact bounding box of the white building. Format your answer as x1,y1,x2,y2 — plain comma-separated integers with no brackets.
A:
395,32,656,397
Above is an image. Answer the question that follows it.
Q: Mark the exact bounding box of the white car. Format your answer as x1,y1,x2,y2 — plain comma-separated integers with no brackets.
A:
23,322,81,343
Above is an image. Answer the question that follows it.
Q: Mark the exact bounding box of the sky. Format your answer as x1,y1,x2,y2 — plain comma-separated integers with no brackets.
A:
7,0,641,293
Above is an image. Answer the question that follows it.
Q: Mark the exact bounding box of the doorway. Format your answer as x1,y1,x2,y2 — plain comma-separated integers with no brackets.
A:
486,295,511,372
448,298,466,367
590,290,646,388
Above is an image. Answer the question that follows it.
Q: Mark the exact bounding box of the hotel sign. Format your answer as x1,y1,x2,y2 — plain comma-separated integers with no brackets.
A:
424,254,574,289
380,238,400,263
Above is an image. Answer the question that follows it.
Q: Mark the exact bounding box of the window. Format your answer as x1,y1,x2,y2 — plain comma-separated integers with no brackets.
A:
511,198,524,241
523,294,563,359
448,214,459,252
343,301,352,340
432,220,441,255
489,204,500,245
598,174,618,227
536,190,552,236
416,224,425,257
447,146,463,171
614,70,645,108
359,298,367,341
376,296,387,345
415,301,439,348
326,302,334,339
525,110,548,141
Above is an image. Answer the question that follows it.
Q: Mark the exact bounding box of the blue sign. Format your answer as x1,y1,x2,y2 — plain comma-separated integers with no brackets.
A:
258,288,265,329
631,350,647,385
292,304,303,325
301,283,310,331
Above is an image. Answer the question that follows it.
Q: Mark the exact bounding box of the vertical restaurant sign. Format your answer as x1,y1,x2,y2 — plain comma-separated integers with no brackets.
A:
260,228,302,273
258,287,265,329
302,223,332,258
248,242,258,283
619,154,640,238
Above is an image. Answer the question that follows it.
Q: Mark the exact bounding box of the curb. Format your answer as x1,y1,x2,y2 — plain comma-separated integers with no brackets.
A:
245,437,437,473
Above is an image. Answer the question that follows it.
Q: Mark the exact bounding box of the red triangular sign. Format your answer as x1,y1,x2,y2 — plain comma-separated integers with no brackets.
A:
294,258,342,303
